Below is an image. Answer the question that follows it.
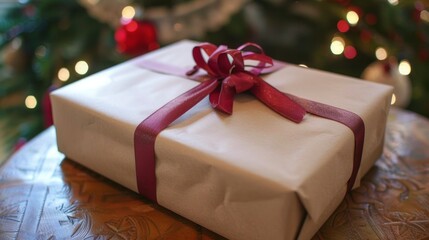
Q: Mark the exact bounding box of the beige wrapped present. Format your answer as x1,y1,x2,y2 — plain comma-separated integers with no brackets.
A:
51,40,393,240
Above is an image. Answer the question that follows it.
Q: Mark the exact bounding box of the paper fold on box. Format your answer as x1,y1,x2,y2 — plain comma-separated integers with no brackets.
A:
51,40,392,240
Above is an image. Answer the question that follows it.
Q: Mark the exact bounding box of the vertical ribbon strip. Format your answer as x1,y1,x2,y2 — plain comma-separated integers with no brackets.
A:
134,43,365,203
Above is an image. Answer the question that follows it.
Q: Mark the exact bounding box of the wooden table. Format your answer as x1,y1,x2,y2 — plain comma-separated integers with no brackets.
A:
1,108,429,239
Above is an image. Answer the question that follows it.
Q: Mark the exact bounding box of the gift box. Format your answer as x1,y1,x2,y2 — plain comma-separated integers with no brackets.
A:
51,40,393,240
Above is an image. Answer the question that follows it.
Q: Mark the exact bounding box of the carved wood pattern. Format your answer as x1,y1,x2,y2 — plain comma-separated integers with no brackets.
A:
1,108,428,239
0,127,224,240
315,108,429,240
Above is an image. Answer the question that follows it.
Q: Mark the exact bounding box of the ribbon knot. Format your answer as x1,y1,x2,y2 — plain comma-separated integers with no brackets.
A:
187,43,306,122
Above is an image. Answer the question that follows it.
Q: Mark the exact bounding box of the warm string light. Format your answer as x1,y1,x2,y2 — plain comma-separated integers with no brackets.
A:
330,3,413,87
346,11,359,26
375,47,388,60
75,60,89,75
122,6,136,20
58,67,70,81
398,60,411,75
330,36,345,55
120,5,136,25
331,9,361,58
334,4,414,73
25,95,37,109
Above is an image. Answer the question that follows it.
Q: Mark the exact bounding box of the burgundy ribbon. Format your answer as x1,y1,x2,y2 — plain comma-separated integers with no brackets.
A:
134,43,365,203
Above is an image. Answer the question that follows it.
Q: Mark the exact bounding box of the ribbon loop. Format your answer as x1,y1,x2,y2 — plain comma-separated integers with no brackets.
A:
217,50,245,77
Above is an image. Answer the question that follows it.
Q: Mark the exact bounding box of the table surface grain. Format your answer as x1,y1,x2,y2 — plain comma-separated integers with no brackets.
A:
1,108,429,240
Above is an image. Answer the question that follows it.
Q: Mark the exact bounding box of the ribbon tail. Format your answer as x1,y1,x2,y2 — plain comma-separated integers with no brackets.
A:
286,93,365,192
134,79,219,202
251,79,306,123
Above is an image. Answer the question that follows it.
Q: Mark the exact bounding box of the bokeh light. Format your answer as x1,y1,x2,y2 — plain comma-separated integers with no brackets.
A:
337,20,350,33
25,95,37,109
58,67,70,81
344,46,357,59
375,47,387,60
75,61,89,75
330,37,345,55
398,60,411,75
346,11,359,25
122,6,136,20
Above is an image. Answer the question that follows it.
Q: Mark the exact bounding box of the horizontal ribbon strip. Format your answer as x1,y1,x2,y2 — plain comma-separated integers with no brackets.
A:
135,43,365,203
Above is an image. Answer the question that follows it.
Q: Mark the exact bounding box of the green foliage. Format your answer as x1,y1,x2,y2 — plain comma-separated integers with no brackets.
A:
0,0,123,150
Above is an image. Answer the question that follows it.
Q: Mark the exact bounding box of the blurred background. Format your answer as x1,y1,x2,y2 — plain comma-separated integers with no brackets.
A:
0,0,428,163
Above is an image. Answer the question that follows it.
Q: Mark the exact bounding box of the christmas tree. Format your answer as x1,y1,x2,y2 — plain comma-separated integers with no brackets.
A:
0,0,428,161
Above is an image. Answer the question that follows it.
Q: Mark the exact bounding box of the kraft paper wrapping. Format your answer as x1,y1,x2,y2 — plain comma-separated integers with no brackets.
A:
51,40,393,240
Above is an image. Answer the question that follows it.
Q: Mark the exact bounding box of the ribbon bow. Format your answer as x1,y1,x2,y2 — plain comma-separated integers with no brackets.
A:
186,43,306,123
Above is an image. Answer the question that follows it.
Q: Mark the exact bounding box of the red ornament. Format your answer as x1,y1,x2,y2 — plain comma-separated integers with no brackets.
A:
115,20,159,56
